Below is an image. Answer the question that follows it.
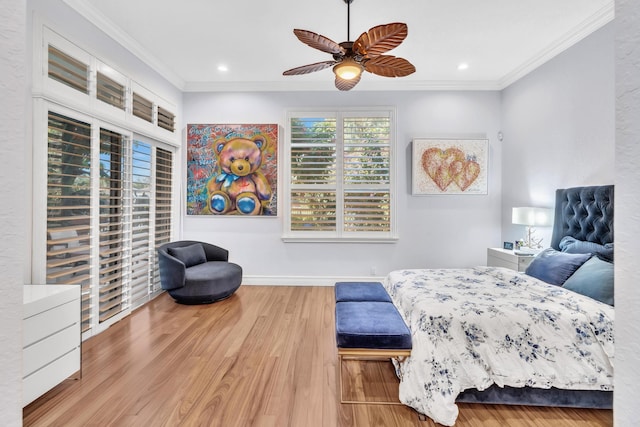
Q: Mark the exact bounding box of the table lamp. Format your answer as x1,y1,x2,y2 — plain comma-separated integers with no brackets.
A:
512,207,553,249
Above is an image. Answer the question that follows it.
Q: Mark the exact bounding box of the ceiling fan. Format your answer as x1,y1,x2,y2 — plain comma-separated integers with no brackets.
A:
283,0,416,91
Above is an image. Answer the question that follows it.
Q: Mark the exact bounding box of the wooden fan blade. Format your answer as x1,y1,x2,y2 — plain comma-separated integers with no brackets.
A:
293,29,345,55
335,73,361,91
364,55,416,77
353,23,408,58
283,61,337,76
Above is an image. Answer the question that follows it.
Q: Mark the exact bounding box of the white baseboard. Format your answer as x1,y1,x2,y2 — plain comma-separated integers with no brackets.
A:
241,275,385,286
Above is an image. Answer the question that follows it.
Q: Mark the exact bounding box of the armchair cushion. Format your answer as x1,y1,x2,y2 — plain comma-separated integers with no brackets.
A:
167,243,207,267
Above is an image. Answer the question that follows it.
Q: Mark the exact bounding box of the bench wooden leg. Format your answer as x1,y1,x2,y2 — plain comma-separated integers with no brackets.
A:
338,350,410,405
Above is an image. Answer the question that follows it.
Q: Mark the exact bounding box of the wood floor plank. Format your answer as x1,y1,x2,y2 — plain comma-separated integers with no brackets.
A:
23,286,613,427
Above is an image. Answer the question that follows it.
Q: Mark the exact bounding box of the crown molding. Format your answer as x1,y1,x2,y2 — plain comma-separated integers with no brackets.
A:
498,1,614,90
182,79,503,93
62,0,186,91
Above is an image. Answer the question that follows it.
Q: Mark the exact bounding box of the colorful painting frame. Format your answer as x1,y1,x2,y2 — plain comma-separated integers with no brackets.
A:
412,138,488,195
187,124,278,215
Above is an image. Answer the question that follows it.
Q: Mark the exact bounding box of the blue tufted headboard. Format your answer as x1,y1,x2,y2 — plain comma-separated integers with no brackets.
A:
550,185,614,251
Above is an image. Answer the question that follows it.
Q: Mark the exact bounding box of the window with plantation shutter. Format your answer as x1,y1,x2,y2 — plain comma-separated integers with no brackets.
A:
45,111,175,335
285,109,396,241
46,111,94,333
97,72,125,110
48,45,89,94
157,106,175,132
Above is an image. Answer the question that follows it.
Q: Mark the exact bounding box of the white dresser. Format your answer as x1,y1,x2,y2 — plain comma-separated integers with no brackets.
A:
23,285,81,406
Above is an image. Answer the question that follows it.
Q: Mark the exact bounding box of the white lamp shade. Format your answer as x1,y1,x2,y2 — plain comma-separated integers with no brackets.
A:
512,207,553,227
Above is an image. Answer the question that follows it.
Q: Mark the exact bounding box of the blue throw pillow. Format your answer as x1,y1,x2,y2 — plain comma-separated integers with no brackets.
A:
168,244,207,267
559,236,614,262
525,248,591,286
562,257,614,306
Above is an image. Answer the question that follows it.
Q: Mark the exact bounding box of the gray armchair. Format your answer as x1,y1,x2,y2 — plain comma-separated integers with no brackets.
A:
158,240,242,304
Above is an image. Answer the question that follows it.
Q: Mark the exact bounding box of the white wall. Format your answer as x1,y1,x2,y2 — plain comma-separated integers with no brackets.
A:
0,0,26,424
614,1,640,425
501,23,615,247
183,91,503,283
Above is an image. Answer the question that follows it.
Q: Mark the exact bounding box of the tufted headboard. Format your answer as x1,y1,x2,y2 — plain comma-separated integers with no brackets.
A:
550,185,614,250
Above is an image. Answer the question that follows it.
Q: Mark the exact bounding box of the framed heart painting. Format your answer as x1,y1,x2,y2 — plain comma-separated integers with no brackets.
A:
412,138,488,195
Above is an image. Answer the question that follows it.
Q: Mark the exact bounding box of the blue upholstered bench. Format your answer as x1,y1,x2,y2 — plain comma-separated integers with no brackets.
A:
334,282,411,404
335,281,392,303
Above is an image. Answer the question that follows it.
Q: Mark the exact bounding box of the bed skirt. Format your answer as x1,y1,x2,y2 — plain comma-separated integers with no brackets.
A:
456,385,612,409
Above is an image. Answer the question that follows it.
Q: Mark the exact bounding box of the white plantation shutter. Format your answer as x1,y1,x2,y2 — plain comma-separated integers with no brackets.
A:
343,115,391,233
46,111,94,333
129,141,152,308
286,110,396,241
48,45,89,94
153,147,173,292
132,92,153,123
157,106,175,132
97,72,125,110
98,128,130,322
290,116,337,231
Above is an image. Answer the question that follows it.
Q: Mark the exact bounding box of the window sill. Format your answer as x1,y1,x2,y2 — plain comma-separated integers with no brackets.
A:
281,236,399,244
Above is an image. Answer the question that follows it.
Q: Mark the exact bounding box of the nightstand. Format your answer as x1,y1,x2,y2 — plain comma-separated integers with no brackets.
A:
487,248,535,272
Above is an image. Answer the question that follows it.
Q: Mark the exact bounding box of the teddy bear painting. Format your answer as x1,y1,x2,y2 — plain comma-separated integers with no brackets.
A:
186,124,278,215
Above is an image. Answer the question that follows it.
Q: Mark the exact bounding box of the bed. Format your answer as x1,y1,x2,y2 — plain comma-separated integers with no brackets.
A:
383,185,614,426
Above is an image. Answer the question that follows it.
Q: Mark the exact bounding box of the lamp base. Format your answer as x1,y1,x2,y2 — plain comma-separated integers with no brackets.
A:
522,226,543,249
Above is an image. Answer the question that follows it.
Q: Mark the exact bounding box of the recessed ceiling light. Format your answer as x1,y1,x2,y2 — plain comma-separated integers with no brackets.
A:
217,65,229,72
457,62,469,71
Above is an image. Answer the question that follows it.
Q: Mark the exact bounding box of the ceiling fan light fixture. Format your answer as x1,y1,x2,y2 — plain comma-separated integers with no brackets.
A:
284,0,414,90
333,58,363,80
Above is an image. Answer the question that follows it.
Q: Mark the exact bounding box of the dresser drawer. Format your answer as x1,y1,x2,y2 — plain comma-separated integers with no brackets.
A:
24,321,80,377
23,347,80,406
24,298,79,347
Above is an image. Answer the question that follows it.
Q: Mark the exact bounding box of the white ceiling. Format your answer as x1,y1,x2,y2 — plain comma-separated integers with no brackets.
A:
63,0,614,92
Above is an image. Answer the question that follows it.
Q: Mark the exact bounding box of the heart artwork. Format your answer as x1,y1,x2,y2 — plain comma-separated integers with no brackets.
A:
421,147,481,191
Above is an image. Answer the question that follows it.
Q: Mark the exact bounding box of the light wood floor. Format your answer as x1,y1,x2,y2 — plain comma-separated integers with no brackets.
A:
23,286,613,427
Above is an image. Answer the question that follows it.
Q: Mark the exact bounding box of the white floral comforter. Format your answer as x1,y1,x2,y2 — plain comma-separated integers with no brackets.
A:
383,267,614,426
